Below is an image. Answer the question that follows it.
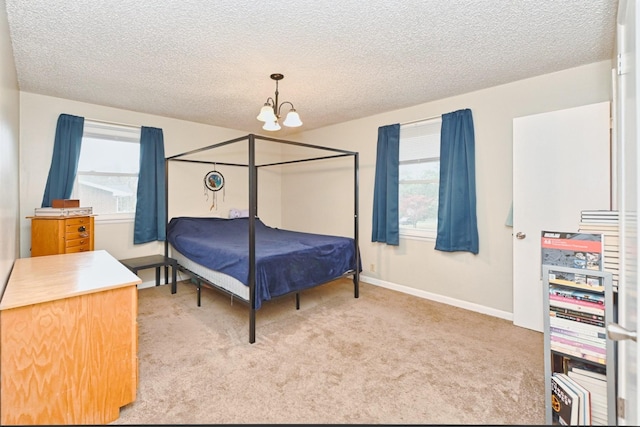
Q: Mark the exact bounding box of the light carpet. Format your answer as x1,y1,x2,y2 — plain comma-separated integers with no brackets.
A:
113,278,545,425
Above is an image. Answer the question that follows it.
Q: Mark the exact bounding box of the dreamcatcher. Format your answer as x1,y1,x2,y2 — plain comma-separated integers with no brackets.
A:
204,166,225,211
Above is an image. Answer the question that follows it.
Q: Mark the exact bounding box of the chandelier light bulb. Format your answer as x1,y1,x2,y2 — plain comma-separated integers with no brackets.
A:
256,73,302,131
257,103,276,122
263,120,281,131
283,109,303,127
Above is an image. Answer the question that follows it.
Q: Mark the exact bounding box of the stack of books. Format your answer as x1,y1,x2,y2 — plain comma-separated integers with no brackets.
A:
551,372,592,425
548,282,607,366
567,364,609,425
578,210,619,289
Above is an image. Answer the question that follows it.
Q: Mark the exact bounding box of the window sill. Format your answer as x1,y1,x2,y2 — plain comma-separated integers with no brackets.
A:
400,233,436,242
94,214,135,224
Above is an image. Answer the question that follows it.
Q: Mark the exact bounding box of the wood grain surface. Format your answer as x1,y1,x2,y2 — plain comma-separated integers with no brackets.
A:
1,251,139,424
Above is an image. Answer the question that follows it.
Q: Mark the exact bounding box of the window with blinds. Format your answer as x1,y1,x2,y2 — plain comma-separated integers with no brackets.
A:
399,118,441,239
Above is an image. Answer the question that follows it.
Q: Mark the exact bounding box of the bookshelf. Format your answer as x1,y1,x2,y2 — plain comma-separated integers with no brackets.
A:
543,265,616,425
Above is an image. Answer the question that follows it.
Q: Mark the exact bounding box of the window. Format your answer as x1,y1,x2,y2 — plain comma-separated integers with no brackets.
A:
72,121,141,221
399,118,441,239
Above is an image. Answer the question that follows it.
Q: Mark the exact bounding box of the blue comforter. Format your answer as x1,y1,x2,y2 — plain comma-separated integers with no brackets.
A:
167,217,360,308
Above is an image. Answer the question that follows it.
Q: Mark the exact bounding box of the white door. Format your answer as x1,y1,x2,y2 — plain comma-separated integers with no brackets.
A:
513,102,611,332
611,0,639,424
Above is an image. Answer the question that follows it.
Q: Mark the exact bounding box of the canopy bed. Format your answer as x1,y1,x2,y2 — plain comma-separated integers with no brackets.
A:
164,134,360,343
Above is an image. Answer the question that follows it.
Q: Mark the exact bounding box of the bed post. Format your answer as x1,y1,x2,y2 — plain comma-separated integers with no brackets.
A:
248,134,257,344
164,157,170,285
353,152,360,298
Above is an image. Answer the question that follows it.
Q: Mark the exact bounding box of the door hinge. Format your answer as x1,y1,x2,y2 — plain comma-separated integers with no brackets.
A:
618,396,626,419
618,53,626,76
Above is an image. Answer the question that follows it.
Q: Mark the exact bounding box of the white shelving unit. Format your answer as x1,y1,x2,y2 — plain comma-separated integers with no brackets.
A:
543,265,616,425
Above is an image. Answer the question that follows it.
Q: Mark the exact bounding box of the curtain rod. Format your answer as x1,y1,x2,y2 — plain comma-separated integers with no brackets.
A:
399,114,442,126
84,117,141,130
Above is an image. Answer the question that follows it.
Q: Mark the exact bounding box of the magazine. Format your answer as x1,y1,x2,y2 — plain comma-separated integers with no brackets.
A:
541,231,603,289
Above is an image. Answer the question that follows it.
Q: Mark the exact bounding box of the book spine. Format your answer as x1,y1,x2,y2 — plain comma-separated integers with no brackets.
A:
555,373,591,425
549,278,605,292
551,343,606,364
550,330,606,347
550,311,605,327
567,363,607,380
549,317,607,337
550,306,605,322
551,335,606,355
550,325,607,340
551,375,578,425
568,372,608,392
580,209,619,214
549,289,605,304
549,295,605,315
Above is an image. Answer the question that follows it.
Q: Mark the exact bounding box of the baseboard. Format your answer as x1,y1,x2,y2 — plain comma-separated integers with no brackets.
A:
139,274,513,322
359,274,513,322
137,280,162,290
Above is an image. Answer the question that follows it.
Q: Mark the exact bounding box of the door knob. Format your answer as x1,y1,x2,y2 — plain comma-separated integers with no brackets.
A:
607,322,637,342
516,232,526,239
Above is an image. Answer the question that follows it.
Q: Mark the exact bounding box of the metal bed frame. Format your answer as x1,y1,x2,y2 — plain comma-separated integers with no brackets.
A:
164,133,359,343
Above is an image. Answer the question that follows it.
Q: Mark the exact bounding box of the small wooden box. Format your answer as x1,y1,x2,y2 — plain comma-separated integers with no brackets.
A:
52,199,80,208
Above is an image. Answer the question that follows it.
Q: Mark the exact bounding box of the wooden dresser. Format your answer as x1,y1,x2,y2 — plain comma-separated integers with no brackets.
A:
0,250,141,425
29,215,94,256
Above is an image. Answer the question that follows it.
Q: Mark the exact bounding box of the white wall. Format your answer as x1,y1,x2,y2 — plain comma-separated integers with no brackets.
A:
15,60,613,318
18,93,284,283
0,0,20,291
287,60,613,318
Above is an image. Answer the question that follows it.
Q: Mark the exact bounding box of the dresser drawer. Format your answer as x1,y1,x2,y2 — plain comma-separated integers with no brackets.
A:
65,217,91,229
66,237,91,248
65,229,90,241
65,218,91,240
65,244,91,253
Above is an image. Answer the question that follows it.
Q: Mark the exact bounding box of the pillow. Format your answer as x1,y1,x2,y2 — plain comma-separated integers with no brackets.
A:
228,208,249,218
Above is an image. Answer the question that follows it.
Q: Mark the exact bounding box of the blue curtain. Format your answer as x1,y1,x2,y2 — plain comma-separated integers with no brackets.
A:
41,114,85,207
134,126,166,244
371,124,400,245
435,109,479,254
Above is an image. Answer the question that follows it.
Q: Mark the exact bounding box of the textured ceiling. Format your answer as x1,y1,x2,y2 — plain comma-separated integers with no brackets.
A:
5,0,619,136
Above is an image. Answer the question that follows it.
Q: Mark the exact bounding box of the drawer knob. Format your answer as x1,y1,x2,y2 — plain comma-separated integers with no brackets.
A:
78,225,86,232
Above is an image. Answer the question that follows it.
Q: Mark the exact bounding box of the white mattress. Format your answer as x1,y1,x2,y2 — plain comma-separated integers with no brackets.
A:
171,245,250,301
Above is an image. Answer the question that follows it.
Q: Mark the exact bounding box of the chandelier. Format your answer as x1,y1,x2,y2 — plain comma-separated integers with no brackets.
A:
256,73,303,131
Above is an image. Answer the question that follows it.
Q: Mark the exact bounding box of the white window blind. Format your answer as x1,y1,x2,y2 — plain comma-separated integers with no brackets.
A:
398,118,441,240
72,121,141,221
